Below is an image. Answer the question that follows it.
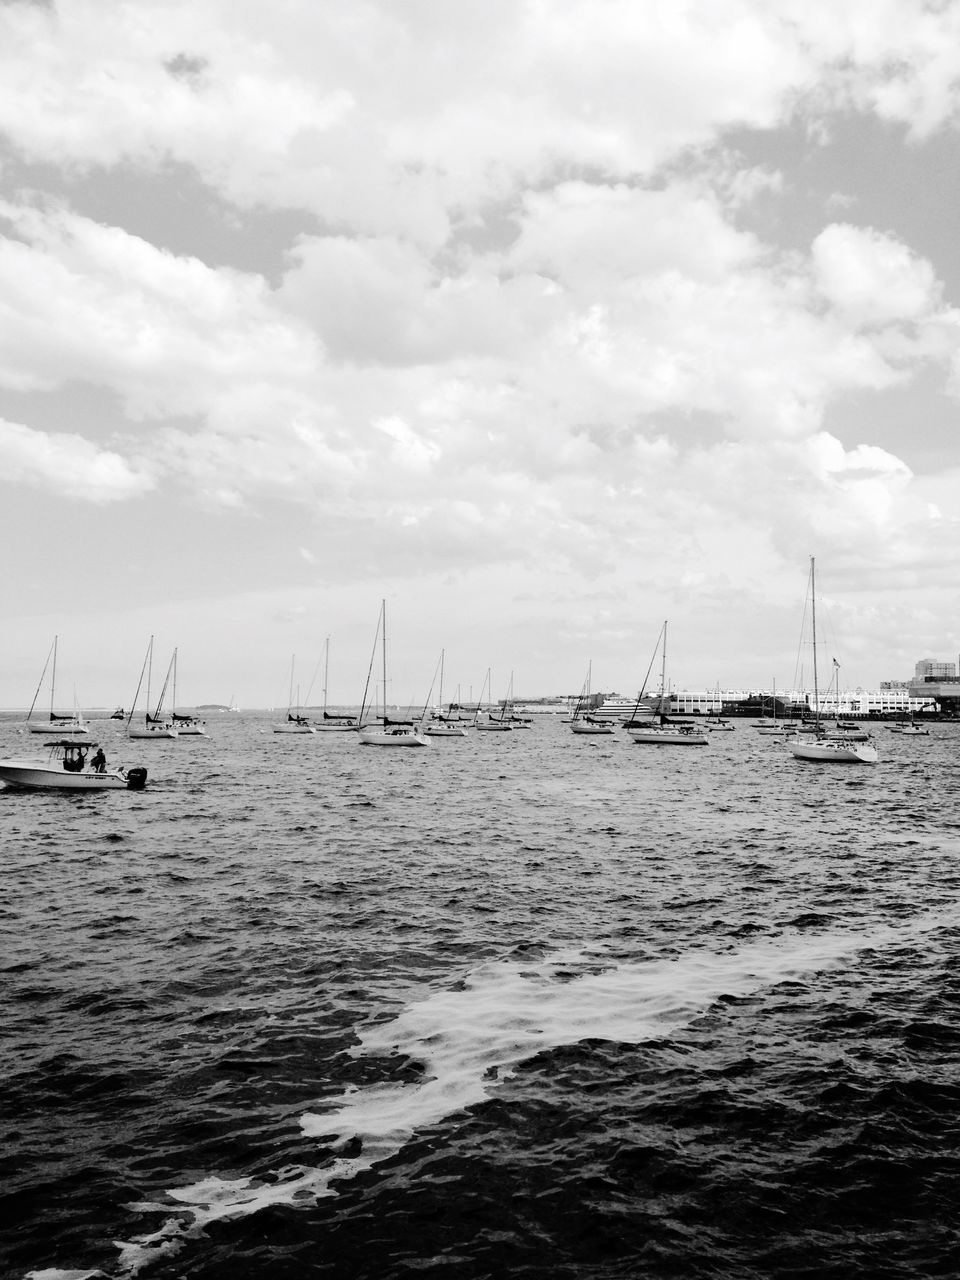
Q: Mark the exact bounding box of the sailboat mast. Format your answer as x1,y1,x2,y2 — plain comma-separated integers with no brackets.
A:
381,600,388,721
323,637,330,715
660,621,668,718
50,635,58,720
810,557,819,721
145,636,153,726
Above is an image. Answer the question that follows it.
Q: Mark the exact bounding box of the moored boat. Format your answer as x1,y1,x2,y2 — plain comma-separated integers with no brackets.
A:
785,559,877,766
357,600,430,747
127,638,179,739
25,636,90,737
571,662,614,735
629,622,709,746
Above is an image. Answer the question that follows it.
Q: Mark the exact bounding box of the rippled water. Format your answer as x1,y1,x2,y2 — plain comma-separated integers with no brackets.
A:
3,712,960,1279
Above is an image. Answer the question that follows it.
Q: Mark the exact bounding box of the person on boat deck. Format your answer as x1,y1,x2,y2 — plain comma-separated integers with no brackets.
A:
91,748,107,773
63,747,87,772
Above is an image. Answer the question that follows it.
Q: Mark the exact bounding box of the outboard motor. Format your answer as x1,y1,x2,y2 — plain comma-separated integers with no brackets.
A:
125,767,148,791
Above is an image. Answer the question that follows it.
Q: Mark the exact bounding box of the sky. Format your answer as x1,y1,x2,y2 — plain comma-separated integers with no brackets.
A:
2,0,960,709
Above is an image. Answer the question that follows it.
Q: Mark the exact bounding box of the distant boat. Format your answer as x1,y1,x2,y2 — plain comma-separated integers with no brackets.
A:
889,719,930,736
424,650,468,738
272,657,315,734
127,637,179,739
358,600,430,747
629,622,709,746
314,637,359,733
756,679,788,734
0,739,147,792
571,661,614,736
25,636,89,737
169,650,207,736
786,559,878,765
474,669,514,732
109,707,125,721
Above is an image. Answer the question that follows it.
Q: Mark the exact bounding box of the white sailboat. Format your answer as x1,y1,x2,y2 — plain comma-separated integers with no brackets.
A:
629,623,709,746
786,559,878,765
127,638,179,739
571,661,614,735
314,637,359,732
25,636,89,736
889,718,930,736
756,679,788,734
272,656,315,733
424,650,468,738
474,669,514,731
358,600,430,747
169,649,207,736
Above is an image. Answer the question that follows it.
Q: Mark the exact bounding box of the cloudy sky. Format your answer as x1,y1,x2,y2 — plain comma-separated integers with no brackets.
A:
2,0,959,709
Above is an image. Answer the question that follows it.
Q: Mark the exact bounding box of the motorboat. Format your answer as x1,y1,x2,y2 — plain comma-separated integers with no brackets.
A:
0,740,147,791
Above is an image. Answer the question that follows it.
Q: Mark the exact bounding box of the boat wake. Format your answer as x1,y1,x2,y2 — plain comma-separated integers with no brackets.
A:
30,910,954,1278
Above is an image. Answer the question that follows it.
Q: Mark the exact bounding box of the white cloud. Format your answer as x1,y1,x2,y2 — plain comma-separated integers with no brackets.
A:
812,223,941,328
0,416,153,501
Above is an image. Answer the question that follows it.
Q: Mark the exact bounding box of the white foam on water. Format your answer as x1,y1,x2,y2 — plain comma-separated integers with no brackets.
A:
55,911,954,1276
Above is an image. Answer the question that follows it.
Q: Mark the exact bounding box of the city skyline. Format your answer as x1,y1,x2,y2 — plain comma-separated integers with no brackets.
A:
2,2,960,706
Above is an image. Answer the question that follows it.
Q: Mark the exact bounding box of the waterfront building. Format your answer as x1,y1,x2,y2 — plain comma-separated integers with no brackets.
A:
915,659,957,680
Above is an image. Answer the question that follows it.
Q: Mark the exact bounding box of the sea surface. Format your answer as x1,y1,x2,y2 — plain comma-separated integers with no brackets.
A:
2,711,960,1280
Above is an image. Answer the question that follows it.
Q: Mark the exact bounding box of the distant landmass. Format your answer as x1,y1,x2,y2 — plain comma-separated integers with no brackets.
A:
196,703,229,711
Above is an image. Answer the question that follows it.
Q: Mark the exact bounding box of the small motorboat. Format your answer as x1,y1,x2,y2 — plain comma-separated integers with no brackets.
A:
0,740,148,791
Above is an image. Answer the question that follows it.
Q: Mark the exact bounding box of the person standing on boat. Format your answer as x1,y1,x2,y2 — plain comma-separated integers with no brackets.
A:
91,747,107,773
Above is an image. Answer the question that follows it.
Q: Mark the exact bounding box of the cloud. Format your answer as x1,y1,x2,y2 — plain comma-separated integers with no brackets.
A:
812,223,941,328
0,416,153,501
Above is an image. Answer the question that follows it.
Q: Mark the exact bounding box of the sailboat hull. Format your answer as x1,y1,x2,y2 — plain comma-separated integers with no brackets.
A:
629,727,709,745
571,722,614,735
128,726,179,739
272,723,315,734
27,722,88,736
359,729,430,746
786,737,878,764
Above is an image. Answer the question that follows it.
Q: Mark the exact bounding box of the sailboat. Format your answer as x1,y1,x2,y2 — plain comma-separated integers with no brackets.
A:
424,650,468,738
314,637,359,732
272,656,315,733
474,669,514,731
127,637,179,739
25,636,89,736
358,600,430,747
756,679,788,734
786,559,878,765
629,623,709,745
169,650,207,736
889,716,930,736
571,661,614,735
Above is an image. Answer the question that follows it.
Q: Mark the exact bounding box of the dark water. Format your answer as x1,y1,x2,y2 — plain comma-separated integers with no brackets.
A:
3,712,960,1279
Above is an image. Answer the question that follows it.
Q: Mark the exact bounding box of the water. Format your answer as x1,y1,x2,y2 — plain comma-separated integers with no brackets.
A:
2,713,960,1279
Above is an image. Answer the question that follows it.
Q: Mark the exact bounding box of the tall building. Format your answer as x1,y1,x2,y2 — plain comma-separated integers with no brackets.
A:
914,659,957,680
